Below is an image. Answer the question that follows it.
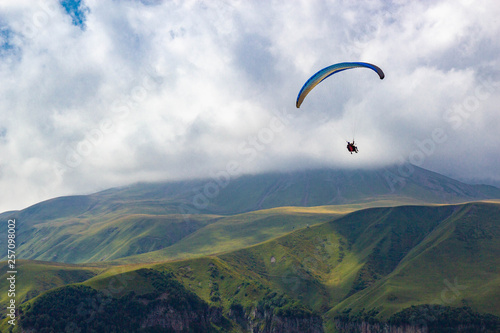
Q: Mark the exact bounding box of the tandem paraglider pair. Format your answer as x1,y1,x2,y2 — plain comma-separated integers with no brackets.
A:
296,62,384,154
347,141,358,154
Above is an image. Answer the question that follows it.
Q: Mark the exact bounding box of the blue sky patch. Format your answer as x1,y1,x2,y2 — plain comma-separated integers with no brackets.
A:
60,0,89,30
0,27,14,51
0,26,19,60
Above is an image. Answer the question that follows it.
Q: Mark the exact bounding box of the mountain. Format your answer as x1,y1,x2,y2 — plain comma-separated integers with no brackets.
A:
97,164,500,214
6,164,500,220
6,202,500,332
213,202,500,322
1,165,499,264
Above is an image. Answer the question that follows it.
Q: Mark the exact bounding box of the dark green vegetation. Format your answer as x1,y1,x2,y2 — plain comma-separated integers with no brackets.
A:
0,167,499,332
16,263,325,333
388,305,500,332
19,269,221,333
335,305,500,332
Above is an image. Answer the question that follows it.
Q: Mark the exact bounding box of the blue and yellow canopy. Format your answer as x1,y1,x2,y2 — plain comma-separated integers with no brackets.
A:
296,62,384,108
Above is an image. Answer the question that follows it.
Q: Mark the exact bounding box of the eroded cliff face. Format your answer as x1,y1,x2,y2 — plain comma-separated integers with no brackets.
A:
140,304,222,331
335,321,427,333
128,300,322,333
334,321,499,333
229,306,324,333
251,312,324,333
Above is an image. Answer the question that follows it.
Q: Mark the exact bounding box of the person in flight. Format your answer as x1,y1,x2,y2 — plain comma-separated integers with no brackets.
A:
347,141,358,154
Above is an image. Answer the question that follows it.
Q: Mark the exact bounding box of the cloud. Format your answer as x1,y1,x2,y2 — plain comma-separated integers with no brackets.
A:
0,0,499,211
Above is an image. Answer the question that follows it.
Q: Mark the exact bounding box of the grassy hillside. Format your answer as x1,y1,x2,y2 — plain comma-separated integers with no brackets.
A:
5,206,345,264
0,260,104,305
86,202,500,320
0,259,105,332
12,213,220,263
1,202,499,332
117,206,350,263
325,202,500,324
158,202,500,327
3,200,405,265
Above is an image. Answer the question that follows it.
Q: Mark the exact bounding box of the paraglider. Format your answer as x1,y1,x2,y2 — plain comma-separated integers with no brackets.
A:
296,62,384,154
347,141,358,154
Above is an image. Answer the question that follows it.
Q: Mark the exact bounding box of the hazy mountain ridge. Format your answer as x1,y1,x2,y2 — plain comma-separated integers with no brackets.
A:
100,165,500,214
2,165,499,265
3,165,499,220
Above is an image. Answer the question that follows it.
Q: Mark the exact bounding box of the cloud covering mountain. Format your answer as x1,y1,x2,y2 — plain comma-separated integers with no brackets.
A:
0,0,499,211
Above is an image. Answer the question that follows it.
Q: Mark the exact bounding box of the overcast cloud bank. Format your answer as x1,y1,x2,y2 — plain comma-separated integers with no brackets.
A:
0,0,499,211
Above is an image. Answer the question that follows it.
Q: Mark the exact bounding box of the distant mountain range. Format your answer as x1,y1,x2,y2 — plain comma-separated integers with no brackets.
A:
1,165,499,332
1,165,499,264
5,164,500,219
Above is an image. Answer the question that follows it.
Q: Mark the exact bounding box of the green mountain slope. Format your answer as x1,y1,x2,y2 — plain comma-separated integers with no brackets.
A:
87,202,500,320
2,202,499,332
326,202,500,321
13,213,220,263
0,260,103,317
5,206,346,264
117,206,348,263
164,202,500,328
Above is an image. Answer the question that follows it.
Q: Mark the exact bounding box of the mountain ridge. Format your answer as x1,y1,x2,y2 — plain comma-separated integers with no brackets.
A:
3,164,500,218
1,165,499,265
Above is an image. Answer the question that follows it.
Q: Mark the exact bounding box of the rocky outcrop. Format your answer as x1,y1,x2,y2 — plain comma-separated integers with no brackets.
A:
334,305,500,333
229,304,324,333
335,321,500,333
251,311,324,333
140,304,222,331
335,321,426,333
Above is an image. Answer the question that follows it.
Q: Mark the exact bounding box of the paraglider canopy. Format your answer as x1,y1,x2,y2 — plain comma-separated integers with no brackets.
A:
296,62,384,108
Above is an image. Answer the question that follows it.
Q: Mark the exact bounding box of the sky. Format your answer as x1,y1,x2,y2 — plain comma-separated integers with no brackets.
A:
0,0,499,212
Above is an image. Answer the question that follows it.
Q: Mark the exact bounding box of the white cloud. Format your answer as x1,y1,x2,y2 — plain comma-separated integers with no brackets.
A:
0,0,499,211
